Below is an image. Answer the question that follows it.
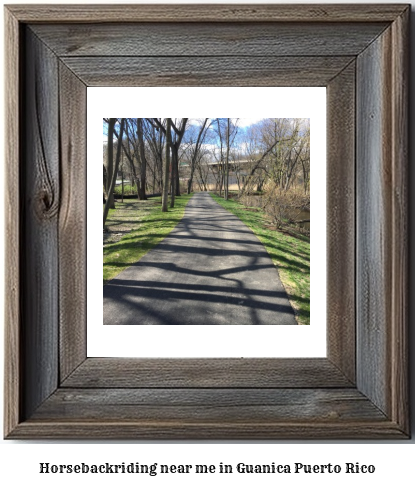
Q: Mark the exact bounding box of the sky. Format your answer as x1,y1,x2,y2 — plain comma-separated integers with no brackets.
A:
188,117,266,128
104,117,265,139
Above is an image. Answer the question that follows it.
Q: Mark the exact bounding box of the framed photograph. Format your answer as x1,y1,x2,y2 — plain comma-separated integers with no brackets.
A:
4,4,409,439
92,88,326,358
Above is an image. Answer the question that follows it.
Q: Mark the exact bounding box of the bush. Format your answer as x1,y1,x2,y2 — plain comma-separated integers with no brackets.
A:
262,186,309,231
239,186,310,234
113,184,137,196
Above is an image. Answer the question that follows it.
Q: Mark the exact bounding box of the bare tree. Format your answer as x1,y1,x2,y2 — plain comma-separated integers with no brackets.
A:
240,136,281,195
113,119,139,199
103,118,125,227
136,118,148,200
297,119,310,194
195,153,210,191
224,118,239,200
170,118,188,206
162,118,172,212
183,118,210,194
149,118,188,208
214,118,239,199
144,120,164,194
105,118,116,209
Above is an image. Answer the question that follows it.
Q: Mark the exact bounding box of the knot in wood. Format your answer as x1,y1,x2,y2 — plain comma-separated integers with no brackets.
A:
36,188,59,219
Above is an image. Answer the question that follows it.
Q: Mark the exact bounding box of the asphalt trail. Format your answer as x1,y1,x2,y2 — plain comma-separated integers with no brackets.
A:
103,192,297,325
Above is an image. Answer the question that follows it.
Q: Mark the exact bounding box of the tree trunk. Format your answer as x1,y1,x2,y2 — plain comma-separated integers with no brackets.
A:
103,165,108,202
106,118,116,209
136,118,147,200
162,119,171,212
188,118,208,195
121,169,124,203
103,118,125,227
175,150,180,197
171,119,188,198
170,149,176,208
225,118,230,200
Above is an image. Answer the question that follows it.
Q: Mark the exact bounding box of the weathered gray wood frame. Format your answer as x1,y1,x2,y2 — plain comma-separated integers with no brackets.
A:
4,4,409,439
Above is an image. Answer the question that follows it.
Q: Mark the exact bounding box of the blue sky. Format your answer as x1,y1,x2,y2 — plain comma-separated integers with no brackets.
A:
104,118,266,139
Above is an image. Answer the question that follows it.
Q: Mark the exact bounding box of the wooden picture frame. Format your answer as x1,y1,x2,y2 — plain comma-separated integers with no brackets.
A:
4,4,409,439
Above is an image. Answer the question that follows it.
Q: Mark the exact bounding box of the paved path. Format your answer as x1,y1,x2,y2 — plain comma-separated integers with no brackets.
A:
103,192,297,325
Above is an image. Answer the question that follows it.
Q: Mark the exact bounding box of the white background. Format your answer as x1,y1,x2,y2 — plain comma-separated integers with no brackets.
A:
1,0,414,486
88,87,326,357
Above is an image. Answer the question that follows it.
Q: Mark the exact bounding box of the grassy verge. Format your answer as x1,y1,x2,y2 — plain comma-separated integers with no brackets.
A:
103,194,193,284
210,193,310,324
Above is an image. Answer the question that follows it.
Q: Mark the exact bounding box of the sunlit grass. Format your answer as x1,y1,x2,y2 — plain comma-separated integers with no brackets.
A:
210,193,310,324
103,194,193,284
113,183,137,196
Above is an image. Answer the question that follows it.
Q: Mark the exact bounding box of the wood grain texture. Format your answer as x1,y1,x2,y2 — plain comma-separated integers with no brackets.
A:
326,62,356,383
389,8,409,432
22,29,60,419
357,31,391,416
61,56,354,87
31,22,388,57
32,388,386,422
7,421,407,440
4,6,21,438
6,4,409,23
58,63,87,381
62,358,352,388
356,14,408,431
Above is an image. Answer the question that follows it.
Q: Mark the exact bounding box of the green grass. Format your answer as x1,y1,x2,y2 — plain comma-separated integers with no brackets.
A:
113,184,137,196
103,194,193,284
210,193,310,324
